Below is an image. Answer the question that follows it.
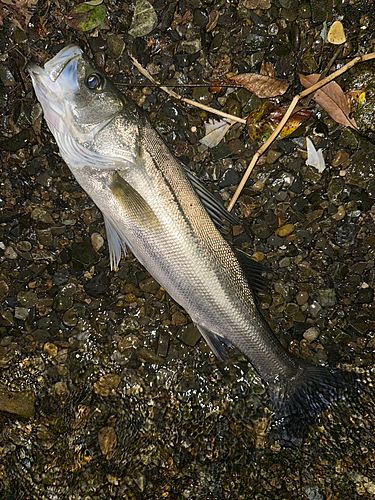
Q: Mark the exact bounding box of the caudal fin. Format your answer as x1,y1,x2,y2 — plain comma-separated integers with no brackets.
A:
271,364,362,446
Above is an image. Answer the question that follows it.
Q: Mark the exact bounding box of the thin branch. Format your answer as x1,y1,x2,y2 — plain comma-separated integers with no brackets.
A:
130,55,246,125
227,51,375,212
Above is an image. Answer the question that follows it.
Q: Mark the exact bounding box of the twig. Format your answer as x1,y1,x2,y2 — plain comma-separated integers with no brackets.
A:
130,55,246,125
226,51,375,212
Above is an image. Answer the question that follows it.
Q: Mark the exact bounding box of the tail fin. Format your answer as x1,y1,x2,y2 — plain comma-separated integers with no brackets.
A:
271,364,362,446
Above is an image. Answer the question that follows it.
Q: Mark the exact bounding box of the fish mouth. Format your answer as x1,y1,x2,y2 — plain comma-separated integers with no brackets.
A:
27,45,83,133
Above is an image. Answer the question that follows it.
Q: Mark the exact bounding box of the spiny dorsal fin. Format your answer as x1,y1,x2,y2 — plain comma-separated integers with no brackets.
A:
234,248,270,298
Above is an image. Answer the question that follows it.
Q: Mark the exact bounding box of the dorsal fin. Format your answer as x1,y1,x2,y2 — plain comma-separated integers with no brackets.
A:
234,248,270,298
184,167,240,229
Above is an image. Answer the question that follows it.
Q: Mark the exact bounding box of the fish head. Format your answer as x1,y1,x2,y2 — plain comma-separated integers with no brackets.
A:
28,45,128,168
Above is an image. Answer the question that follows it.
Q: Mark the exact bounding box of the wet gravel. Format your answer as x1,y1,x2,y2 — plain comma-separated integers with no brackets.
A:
1,0,375,498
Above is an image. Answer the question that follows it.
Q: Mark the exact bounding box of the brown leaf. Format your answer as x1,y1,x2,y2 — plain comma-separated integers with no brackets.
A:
206,10,219,32
299,74,358,130
227,73,289,98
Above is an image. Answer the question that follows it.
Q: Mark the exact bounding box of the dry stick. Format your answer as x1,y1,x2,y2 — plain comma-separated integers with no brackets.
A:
130,55,247,124
227,51,375,212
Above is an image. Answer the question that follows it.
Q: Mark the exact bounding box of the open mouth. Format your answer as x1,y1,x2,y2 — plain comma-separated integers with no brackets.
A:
27,45,84,133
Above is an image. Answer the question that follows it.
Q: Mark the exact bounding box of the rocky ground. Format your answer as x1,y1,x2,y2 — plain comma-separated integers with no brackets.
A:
0,0,375,498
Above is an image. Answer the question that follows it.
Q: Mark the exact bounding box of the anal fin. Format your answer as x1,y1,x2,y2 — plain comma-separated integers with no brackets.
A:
195,324,230,363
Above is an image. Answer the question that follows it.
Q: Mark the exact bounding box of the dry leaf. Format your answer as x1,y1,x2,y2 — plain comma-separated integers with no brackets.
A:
300,74,358,130
247,102,311,142
206,10,219,32
327,21,346,45
200,119,235,148
227,73,289,98
260,61,275,78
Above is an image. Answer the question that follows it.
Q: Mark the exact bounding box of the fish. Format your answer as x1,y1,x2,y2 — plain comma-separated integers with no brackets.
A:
28,45,361,444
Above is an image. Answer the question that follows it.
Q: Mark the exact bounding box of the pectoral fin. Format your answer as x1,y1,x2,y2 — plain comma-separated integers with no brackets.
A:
104,216,127,271
109,171,160,229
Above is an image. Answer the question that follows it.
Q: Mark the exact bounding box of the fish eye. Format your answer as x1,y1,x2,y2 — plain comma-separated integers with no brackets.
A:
86,73,104,91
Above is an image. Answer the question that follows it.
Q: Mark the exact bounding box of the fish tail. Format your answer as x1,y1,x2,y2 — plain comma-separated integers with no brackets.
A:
271,364,363,445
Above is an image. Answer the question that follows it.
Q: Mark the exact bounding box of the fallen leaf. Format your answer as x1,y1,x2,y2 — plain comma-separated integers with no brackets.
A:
306,137,326,172
200,119,235,148
227,73,289,98
128,0,157,37
260,61,275,78
206,10,219,32
327,21,346,45
247,102,311,142
66,2,106,31
299,73,358,130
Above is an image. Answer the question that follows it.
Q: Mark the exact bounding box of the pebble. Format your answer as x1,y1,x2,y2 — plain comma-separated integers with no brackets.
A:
303,327,320,343
17,291,37,308
275,223,295,237
91,232,104,252
14,307,30,320
327,21,346,45
139,276,160,294
4,246,17,259
98,426,117,457
296,291,309,305
0,387,35,419
309,301,322,318
178,323,201,346
93,374,121,397
136,348,165,365
43,342,58,358
316,288,336,307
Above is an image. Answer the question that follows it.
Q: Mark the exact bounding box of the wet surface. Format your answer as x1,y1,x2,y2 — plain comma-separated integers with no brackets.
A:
1,0,375,498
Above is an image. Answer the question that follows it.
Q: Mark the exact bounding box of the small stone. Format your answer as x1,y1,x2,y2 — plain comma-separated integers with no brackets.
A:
275,223,295,237
303,327,320,343
63,308,78,327
128,0,158,38
136,348,164,365
54,381,70,398
157,330,170,357
107,34,125,60
17,290,37,308
52,270,70,286
31,207,54,224
93,374,121,396
316,288,336,307
252,251,265,262
36,228,52,246
178,323,201,346
357,288,374,304
91,232,104,252
210,143,232,162
53,293,74,312
172,311,187,326
139,276,160,294
266,150,282,164
4,246,17,259
327,21,346,45
71,241,100,271
116,334,139,351
98,426,117,457
14,307,30,321
0,387,35,419
84,270,110,297
332,205,346,221
218,168,239,188
309,301,322,318
332,150,350,167
43,342,58,358
296,291,309,306
252,180,264,192
0,280,9,302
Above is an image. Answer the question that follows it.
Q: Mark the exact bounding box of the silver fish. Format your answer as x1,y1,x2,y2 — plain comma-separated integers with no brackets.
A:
28,45,359,443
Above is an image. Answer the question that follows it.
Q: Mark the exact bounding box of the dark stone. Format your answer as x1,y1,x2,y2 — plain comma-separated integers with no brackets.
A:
210,143,232,162
217,168,239,188
356,288,374,304
71,241,100,271
173,53,191,68
84,269,110,297
0,129,31,152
